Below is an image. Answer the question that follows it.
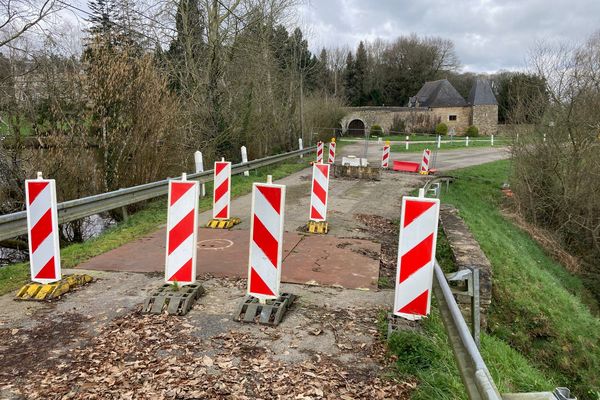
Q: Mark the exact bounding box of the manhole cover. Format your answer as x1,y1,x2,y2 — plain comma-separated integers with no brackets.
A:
197,239,234,250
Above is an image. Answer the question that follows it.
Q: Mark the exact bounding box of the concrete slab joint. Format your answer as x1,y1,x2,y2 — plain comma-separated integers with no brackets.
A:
440,204,493,328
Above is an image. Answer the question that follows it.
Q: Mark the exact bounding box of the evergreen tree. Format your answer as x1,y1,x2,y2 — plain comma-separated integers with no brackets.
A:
344,51,359,105
355,41,368,105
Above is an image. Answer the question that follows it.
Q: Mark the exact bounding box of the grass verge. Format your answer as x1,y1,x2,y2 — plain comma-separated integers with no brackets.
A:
0,158,309,296
390,139,510,153
384,159,600,400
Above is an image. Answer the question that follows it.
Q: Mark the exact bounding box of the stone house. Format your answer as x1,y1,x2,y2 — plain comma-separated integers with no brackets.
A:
341,78,498,136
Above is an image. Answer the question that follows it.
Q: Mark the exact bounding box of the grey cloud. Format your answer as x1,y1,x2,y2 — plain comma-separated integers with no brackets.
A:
300,0,600,72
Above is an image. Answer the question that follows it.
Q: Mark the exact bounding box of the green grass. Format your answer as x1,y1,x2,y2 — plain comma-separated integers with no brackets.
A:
385,159,600,400
0,158,309,296
440,160,600,399
390,138,510,153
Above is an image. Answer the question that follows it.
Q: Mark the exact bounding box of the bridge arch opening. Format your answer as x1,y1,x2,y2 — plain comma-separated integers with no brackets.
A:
347,119,366,137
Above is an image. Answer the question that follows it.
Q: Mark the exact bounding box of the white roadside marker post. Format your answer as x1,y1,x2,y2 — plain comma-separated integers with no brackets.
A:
241,146,249,177
194,151,206,197
437,135,441,149
466,136,469,147
299,138,303,158
406,135,409,151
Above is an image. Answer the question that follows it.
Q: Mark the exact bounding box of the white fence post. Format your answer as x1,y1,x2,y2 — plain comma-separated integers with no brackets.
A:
194,151,206,197
298,138,303,158
437,135,441,149
466,136,469,147
241,146,249,177
406,135,409,150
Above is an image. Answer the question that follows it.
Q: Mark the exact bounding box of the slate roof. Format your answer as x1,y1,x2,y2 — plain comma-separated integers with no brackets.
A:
468,78,498,105
411,79,467,108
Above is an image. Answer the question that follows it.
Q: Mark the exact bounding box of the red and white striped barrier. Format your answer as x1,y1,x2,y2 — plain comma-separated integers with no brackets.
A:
247,176,286,299
394,196,440,320
420,149,431,174
25,173,61,284
213,160,231,219
309,163,330,222
328,139,336,164
316,141,324,164
382,141,390,168
165,174,199,285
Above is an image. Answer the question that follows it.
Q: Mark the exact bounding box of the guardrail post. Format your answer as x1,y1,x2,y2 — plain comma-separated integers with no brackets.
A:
405,135,409,150
241,146,249,177
472,268,481,348
194,151,206,197
299,138,303,158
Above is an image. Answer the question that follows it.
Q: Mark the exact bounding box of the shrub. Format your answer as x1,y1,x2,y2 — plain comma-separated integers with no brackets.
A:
435,123,448,136
466,125,479,137
370,124,384,136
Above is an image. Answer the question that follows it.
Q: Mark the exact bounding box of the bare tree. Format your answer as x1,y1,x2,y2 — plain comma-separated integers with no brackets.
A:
0,0,60,48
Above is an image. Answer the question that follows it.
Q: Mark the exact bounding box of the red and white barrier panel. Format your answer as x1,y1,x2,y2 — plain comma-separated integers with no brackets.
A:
420,149,431,174
394,196,440,320
328,139,336,164
247,177,286,299
25,173,61,284
165,174,199,285
316,141,324,164
213,160,231,219
309,163,330,222
382,141,390,168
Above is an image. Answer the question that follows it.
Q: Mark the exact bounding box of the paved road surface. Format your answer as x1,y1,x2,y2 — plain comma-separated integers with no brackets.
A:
0,145,509,399
338,141,510,172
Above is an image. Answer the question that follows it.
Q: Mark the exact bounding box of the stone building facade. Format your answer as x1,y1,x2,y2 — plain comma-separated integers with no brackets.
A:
340,78,498,136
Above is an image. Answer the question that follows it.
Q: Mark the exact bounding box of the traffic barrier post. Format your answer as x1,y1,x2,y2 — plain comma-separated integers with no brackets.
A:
328,138,336,164
382,140,390,168
307,163,330,234
420,149,431,175
316,141,324,163
207,158,240,229
165,173,199,285
25,172,61,284
394,196,440,320
233,175,296,326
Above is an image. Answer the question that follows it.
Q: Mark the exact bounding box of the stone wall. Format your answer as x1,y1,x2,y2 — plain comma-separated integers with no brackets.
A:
471,105,498,135
342,106,476,135
430,106,471,134
440,204,492,327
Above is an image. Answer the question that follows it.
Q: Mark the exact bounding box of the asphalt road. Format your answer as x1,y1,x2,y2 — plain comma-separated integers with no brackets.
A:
338,141,510,172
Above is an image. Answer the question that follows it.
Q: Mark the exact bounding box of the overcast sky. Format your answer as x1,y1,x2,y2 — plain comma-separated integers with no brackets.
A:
298,0,600,73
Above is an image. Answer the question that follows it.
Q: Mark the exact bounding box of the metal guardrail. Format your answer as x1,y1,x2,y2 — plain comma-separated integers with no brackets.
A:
0,146,316,242
433,260,502,400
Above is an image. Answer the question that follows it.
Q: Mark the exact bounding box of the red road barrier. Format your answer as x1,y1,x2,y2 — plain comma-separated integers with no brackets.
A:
316,141,324,164
328,139,336,164
309,163,330,222
392,160,420,172
394,196,440,320
420,149,432,174
213,160,231,219
165,175,199,285
25,173,61,283
247,177,286,299
382,142,390,168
